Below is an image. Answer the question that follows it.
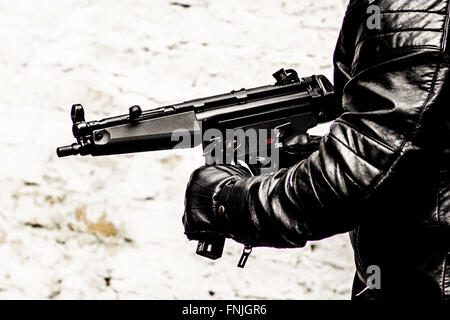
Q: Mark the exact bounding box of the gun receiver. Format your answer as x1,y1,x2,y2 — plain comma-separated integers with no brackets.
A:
57,68,341,266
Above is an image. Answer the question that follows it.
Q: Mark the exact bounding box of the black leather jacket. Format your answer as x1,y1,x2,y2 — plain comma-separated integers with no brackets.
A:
220,0,450,300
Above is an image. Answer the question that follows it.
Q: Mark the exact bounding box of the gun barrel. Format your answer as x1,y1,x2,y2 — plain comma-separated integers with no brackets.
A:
56,143,82,157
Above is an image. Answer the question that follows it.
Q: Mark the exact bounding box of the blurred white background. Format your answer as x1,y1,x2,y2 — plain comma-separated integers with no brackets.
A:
0,0,354,299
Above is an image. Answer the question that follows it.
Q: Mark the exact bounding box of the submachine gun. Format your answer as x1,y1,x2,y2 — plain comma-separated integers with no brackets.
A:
57,68,340,267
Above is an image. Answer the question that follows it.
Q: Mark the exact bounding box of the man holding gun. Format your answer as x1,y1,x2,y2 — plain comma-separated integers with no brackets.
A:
182,0,450,300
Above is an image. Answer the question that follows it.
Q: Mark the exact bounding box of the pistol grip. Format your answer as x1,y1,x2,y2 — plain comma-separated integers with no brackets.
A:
196,237,225,260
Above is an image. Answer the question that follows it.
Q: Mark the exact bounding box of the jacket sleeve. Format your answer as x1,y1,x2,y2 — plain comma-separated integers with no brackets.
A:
218,2,449,248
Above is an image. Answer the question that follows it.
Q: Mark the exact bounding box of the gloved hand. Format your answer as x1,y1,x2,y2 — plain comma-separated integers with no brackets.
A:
279,134,322,168
182,165,252,241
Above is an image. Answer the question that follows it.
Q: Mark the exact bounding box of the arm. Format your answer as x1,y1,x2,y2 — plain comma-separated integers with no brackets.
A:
185,3,449,248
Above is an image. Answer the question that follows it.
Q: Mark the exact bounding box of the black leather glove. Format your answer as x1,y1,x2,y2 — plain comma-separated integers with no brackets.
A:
182,165,252,241
279,134,322,168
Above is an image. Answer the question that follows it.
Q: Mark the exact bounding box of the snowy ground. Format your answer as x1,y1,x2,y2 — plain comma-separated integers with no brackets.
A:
0,0,355,299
